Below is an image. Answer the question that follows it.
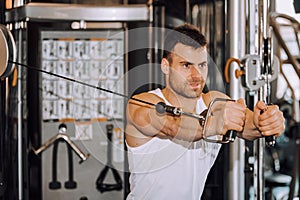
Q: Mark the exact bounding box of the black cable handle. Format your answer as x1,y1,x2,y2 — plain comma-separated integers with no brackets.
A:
49,123,78,190
96,124,122,193
49,140,61,190
64,144,77,189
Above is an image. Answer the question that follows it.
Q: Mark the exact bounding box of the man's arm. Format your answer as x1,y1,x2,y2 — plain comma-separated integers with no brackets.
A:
126,92,204,143
125,91,285,145
239,101,285,141
126,90,251,144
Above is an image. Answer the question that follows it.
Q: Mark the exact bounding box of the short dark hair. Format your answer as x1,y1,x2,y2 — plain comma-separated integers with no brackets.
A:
163,24,207,64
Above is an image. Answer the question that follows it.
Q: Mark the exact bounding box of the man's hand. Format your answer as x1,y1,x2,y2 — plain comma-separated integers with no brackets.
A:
222,98,247,134
253,101,285,137
205,98,247,137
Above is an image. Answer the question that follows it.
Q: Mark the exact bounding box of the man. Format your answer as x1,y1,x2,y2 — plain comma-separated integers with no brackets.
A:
125,24,285,199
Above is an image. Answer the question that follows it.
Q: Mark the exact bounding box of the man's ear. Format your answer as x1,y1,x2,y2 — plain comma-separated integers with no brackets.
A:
161,58,170,74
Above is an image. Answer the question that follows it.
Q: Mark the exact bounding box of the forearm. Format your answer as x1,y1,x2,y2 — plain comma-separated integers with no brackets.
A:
131,105,204,141
169,115,204,141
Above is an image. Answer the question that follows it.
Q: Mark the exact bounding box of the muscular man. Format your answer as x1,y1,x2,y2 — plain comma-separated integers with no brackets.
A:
125,24,285,199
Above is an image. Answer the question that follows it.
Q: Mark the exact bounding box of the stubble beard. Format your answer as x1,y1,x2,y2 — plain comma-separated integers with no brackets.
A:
169,76,204,98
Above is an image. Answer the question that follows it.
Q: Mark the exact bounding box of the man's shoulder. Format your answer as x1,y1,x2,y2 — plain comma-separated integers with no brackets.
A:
131,89,164,104
202,90,229,103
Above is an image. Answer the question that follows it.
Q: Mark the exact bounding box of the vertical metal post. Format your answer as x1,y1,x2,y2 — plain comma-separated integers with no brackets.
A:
147,0,165,89
253,0,269,199
228,0,246,199
148,0,153,90
186,0,190,23
228,0,245,99
16,21,23,200
253,133,265,200
153,0,164,87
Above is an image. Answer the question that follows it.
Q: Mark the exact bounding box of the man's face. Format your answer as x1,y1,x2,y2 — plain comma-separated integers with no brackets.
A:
168,43,208,98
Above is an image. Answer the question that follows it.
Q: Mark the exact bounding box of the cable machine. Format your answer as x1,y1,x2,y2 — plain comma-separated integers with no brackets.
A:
1,2,151,200
225,0,282,199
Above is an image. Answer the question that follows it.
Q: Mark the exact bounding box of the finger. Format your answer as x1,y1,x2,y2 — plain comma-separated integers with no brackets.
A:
221,121,243,134
258,119,283,131
227,100,246,112
253,101,267,119
260,127,283,137
258,116,285,136
259,114,282,128
229,112,246,124
223,112,245,132
259,105,280,121
237,98,246,106
256,100,267,110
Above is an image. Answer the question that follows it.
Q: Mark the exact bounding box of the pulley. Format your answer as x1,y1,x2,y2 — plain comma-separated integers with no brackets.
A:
0,24,16,79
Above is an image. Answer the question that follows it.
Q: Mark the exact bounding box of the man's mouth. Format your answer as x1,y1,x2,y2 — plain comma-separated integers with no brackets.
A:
189,82,200,89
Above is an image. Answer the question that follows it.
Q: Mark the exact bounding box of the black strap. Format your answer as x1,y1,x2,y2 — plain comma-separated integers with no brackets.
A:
65,143,77,189
49,140,61,190
96,124,122,193
49,138,77,190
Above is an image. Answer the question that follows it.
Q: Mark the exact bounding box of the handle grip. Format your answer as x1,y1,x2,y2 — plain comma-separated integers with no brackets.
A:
260,108,276,147
222,130,237,142
155,102,182,115
96,124,123,193
265,135,276,146
156,100,237,143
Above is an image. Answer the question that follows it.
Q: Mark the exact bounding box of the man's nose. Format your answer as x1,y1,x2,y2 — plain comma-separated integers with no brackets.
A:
190,66,201,77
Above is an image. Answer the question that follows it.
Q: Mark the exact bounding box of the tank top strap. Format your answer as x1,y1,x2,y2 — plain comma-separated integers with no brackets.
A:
148,88,172,105
196,97,207,114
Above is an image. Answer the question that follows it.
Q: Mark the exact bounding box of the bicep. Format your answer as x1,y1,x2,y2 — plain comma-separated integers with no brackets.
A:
129,103,181,137
126,93,172,137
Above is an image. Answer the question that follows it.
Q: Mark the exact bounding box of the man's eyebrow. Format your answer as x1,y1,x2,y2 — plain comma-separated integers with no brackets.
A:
179,61,194,65
179,61,207,66
198,61,207,65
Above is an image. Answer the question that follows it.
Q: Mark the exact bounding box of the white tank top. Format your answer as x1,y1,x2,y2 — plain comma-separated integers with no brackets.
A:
126,88,221,200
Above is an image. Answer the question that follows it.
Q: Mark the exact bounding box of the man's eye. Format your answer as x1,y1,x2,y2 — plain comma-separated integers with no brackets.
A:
199,63,207,68
183,63,190,68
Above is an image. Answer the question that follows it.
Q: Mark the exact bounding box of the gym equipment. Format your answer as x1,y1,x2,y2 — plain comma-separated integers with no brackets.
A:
96,124,122,193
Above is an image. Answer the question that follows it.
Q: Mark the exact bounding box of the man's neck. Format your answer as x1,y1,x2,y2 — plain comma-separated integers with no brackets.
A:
162,88,200,112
